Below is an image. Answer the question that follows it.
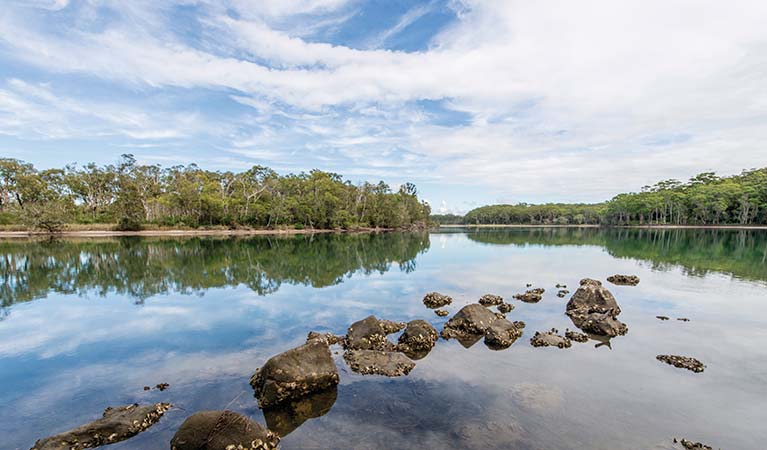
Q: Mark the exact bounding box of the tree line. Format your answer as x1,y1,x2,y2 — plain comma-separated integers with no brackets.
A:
0,155,431,231
433,168,767,226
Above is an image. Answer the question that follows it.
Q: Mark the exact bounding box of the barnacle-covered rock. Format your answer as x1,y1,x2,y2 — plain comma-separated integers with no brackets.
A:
564,329,589,343
344,315,403,351
170,410,279,450
32,403,171,450
479,294,504,306
343,350,415,377
250,339,340,408
497,302,514,313
441,304,498,340
513,288,544,303
530,328,571,349
397,320,438,358
484,319,525,349
657,355,705,373
423,292,453,308
607,274,640,286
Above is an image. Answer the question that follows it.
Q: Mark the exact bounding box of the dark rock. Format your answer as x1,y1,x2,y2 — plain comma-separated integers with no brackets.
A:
263,386,337,437
343,350,415,376
155,383,169,391
656,355,705,373
397,320,438,357
250,339,340,408
566,278,621,316
555,283,567,288
568,311,628,337
484,319,525,349
497,302,514,313
143,386,151,391
170,410,279,450
564,329,589,343
435,309,449,317
656,315,670,321
479,294,503,306
530,328,571,349
423,292,452,308
441,304,499,339
556,289,569,298
32,403,171,450
607,274,640,286
513,288,544,303
344,315,403,351
677,317,690,322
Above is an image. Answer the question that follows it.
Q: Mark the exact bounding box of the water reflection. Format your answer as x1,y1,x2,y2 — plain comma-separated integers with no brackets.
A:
0,232,430,308
263,386,338,437
461,227,767,282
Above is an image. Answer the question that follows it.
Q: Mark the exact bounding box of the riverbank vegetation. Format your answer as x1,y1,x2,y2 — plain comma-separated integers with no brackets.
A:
0,155,430,232
436,168,767,226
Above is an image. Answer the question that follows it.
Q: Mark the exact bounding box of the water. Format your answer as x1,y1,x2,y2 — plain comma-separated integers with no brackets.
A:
1,228,765,450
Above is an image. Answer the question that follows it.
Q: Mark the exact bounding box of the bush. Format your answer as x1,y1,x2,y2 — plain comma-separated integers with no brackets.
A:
115,217,143,231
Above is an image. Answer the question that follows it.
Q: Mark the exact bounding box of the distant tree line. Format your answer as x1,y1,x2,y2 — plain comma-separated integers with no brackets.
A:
432,168,767,226
0,155,431,231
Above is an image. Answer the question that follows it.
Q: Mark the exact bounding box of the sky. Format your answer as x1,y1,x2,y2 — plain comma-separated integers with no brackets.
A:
1,1,766,214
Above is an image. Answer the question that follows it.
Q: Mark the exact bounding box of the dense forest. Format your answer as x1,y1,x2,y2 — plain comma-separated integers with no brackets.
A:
435,168,767,226
0,155,430,231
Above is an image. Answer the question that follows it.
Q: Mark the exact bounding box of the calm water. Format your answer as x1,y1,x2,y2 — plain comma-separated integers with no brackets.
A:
1,228,765,450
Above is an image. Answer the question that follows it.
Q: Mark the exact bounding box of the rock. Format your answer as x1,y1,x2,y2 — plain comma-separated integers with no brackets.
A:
306,331,344,345
250,339,340,408
568,311,628,337
656,315,670,321
344,315,403,351
441,304,499,340
566,278,621,316
155,382,169,391
607,274,640,286
656,355,705,373
479,294,503,306
263,386,337,437
556,289,569,298
32,403,171,450
170,410,279,450
397,320,438,358
497,302,514,313
343,350,415,377
435,309,449,317
564,329,589,343
513,288,544,303
677,317,690,322
423,292,452,308
676,438,713,449
555,283,567,288
484,319,525,349
530,328,571,349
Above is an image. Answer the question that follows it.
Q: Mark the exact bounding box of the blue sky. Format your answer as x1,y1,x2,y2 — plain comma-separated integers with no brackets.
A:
1,0,767,213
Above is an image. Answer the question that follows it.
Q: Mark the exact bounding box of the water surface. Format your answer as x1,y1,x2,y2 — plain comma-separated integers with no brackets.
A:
1,228,765,449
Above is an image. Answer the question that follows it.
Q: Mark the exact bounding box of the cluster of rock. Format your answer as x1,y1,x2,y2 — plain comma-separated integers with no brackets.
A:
564,329,589,343
674,438,713,449
31,403,172,450
607,274,640,286
478,294,503,306
530,328,571,348
656,355,706,373
565,278,628,337
440,304,525,350
423,292,452,308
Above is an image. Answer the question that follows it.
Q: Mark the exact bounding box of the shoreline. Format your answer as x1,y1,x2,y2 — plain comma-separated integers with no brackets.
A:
438,224,767,230
0,227,396,238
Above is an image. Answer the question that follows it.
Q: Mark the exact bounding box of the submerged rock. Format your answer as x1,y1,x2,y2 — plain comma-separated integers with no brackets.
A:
607,274,640,286
677,317,690,322
497,302,514,313
344,315,403,351
306,331,344,345
656,355,705,373
675,438,713,449
484,319,525,349
170,410,279,450
556,289,570,298
343,350,415,377
423,292,453,308
569,311,628,337
479,294,504,306
397,320,438,358
513,288,544,303
564,329,589,343
656,315,670,321
250,339,340,408
435,309,449,317
32,403,171,450
530,328,571,349
263,386,337,437
441,304,499,339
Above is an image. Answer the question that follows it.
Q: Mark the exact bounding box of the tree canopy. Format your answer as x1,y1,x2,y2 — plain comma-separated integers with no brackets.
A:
0,155,431,231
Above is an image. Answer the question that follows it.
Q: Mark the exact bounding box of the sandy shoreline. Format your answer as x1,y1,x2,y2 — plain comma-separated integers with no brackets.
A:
440,224,767,230
0,228,394,238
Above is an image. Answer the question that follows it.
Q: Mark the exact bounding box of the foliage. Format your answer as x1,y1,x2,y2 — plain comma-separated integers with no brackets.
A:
0,155,431,230
460,203,605,225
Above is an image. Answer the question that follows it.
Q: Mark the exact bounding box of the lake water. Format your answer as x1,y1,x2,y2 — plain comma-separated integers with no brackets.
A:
1,228,765,450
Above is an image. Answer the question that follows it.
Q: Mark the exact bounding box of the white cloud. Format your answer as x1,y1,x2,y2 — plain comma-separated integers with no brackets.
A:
1,0,766,201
